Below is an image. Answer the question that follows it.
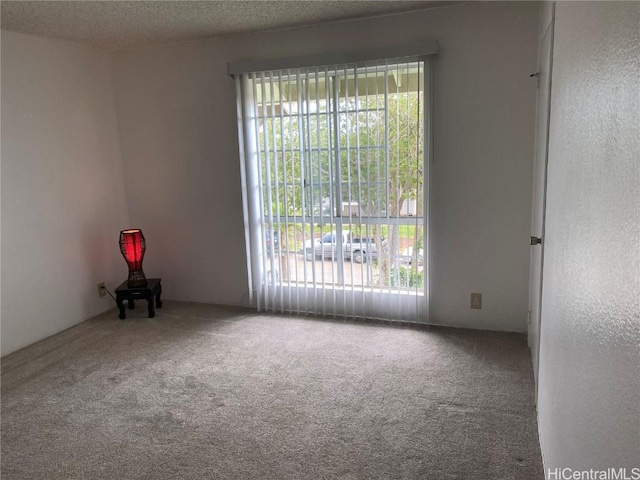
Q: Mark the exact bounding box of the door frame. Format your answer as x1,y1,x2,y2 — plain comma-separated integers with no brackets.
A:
528,6,555,398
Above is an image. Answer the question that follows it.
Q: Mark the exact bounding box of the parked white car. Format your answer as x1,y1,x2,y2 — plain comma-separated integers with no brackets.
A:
396,247,424,266
303,231,385,263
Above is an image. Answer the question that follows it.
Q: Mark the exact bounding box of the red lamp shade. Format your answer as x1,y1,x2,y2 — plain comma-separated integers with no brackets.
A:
119,229,147,287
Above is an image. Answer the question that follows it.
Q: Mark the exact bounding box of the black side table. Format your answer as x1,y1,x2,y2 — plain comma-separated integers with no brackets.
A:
115,278,163,319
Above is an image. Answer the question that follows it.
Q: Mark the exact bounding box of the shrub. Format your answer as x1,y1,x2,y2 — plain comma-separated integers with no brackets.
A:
389,266,424,288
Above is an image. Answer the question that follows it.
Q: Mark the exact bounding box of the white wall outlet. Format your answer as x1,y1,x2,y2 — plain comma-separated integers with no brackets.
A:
98,282,106,297
471,293,482,309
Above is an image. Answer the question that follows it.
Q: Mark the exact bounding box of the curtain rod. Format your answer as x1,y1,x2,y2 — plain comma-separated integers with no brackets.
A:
228,40,438,76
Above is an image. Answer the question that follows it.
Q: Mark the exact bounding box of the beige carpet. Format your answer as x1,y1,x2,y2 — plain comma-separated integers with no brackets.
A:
1,301,543,479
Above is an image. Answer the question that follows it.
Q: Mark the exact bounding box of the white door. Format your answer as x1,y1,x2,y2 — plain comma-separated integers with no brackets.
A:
529,18,554,386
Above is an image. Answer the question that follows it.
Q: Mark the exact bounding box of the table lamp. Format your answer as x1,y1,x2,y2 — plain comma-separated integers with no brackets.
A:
119,229,147,287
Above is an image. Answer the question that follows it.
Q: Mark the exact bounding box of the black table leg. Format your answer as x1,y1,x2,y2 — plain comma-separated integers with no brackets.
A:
128,299,135,310
116,296,126,319
156,284,163,308
147,293,155,318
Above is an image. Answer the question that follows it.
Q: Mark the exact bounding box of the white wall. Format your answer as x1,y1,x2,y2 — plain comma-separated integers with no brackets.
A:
112,2,539,332
1,31,130,355
537,1,640,473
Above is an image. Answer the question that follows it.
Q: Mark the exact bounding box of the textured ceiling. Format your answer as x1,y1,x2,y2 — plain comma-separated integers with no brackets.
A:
0,1,452,51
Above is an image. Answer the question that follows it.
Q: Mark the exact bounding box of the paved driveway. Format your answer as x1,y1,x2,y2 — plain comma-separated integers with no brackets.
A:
267,253,375,286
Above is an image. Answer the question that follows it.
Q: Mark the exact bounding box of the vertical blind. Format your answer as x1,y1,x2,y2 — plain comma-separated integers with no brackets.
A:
233,55,433,322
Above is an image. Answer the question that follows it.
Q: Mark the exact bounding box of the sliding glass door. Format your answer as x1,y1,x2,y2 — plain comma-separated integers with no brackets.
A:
236,58,429,322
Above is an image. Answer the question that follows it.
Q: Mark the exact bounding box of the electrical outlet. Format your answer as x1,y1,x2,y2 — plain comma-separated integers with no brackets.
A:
471,293,482,309
98,282,106,297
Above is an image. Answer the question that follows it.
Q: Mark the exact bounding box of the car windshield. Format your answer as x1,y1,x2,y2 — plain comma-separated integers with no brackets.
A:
322,234,334,243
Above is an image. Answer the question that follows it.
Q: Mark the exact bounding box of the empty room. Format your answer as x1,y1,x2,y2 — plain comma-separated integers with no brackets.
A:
1,1,638,479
